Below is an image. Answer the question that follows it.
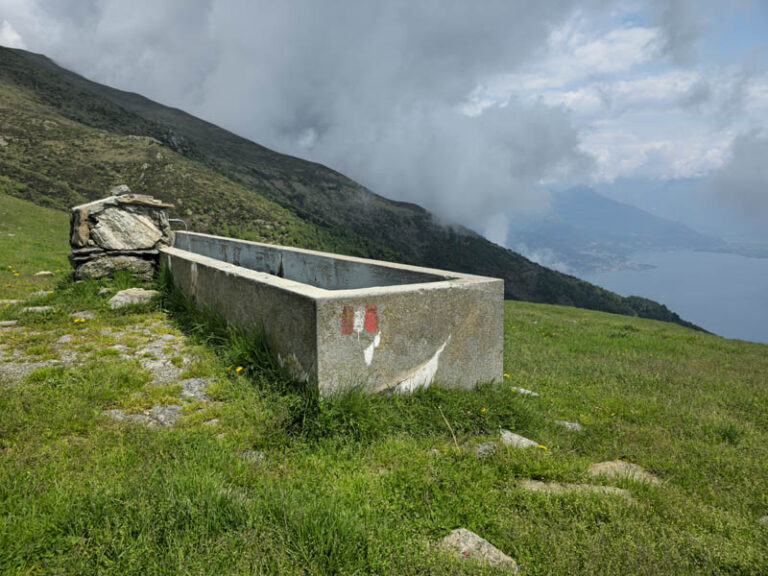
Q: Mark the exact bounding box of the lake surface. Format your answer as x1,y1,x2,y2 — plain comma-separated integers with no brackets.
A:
583,250,768,344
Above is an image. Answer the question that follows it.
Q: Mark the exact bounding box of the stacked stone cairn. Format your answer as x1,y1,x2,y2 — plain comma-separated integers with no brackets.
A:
68,186,174,280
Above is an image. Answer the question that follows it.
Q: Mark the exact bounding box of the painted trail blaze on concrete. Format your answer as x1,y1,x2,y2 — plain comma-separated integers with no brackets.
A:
341,304,378,335
364,304,378,332
341,305,355,335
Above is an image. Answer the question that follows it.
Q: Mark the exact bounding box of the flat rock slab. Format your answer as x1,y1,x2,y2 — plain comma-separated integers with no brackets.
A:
0,320,18,327
104,404,182,427
70,311,97,320
470,442,497,458
555,420,584,432
588,460,661,485
21,306,54,313
436,528,518,573
500,429,539,449
109,288,160,309
180,378,209,401
519,479,632,500
240,450,266,464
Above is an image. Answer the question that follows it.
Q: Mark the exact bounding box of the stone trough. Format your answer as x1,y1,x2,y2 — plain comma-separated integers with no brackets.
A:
162,232,503,395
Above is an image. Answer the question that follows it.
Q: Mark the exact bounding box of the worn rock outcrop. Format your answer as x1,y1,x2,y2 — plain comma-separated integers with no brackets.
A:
68,186,173,280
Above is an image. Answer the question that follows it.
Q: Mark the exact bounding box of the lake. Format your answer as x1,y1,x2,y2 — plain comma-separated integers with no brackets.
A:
583,250,768,344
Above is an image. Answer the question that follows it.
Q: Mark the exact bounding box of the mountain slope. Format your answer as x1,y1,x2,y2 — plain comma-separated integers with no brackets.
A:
0,46,698,329
508,186,726,273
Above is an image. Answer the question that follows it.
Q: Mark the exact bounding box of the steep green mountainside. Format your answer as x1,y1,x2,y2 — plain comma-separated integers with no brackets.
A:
0,46,697,329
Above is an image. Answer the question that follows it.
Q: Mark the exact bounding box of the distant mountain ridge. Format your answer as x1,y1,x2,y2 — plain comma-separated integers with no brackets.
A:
508,186,726,274
0,46,700,329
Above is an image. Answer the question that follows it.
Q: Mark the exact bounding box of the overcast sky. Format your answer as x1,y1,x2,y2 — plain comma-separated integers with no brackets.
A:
1,0,766,243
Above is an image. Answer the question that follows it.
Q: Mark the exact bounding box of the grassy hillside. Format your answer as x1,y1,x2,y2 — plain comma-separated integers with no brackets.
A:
1,193,766,574
0,46,699,329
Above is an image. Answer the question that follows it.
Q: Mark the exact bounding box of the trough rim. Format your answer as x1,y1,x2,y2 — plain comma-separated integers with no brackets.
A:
163,231,502,299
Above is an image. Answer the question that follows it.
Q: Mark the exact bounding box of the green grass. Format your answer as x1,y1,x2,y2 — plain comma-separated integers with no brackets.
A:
0,194,767,574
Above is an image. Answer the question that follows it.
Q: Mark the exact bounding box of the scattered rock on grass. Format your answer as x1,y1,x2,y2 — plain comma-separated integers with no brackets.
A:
70,311,96,320
104,404,181,427
21,306,54,313
56,334,73,345
98,287,112,295
108,288,160,309
180,378,208,401
588,460,661,485
33,270,54,277
436,528,518,573
500,429,539,449
240,450,266,464
758,515,768,526
511,387,539,397
0,320,17,327
555,420,584,432
519,479,631,500
471,442,497,458
0,299,21,305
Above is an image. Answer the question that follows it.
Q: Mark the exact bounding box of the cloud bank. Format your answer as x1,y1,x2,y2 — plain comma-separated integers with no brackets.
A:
0,0,765,243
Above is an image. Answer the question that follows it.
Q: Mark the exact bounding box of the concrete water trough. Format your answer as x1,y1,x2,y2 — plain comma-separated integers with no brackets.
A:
162,231,503,395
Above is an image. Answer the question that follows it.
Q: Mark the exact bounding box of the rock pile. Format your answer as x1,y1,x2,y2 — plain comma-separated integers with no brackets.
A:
68,186,173,280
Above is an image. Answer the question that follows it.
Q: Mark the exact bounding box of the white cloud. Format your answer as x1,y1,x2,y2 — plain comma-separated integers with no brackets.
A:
0,20,25,48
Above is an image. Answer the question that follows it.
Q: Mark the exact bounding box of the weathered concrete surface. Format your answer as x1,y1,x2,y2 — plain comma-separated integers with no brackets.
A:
163,232,503,394
68,188,173,279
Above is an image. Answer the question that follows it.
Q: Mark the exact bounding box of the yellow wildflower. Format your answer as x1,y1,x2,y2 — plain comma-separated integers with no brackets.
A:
235,366,243,373
538,445,548,451
480,407,487,413
503,373,510,378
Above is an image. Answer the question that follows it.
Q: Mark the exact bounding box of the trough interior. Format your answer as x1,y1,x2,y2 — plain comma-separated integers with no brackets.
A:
173,232,450,290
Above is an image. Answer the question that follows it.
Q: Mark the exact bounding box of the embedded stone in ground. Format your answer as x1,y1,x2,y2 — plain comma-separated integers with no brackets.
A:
500,429,538,448
56,334,73,345
758,515,768,526
104,404,181,427
588,460,661,485
0,299,21,305
149,405,181,427
180,378,209,401
21,306,54,313
471,442,497,458
0,320,17,327
511,387,539,397
33,270,54,277
436,528,518,573
240,450,266,464
98,287,112,295
555,420,584,431
108,288,160,309
518,479,631,500
70,311,96,320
